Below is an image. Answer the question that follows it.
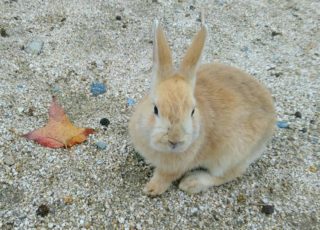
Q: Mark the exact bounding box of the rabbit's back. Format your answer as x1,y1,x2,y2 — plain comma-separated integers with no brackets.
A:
193,63,276,174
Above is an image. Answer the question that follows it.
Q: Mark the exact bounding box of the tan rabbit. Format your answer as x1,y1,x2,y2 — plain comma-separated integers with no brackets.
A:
129,19,276,196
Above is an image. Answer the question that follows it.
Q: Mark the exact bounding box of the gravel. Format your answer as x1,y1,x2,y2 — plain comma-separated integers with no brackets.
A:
0,0,319,229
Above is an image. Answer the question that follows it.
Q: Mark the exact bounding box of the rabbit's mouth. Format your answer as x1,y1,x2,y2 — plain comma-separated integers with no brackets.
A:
152,140,191,154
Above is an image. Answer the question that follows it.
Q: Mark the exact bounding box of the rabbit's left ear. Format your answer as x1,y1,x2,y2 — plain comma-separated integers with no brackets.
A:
180,25,207,84
152,20,173,85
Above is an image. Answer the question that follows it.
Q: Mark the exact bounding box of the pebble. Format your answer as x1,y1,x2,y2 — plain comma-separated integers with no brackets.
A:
100,118,110,127
63,195,73,205
4,155,15,166
190,207,198,215
96,159,105,165
90,82,106,96
294,111,302,118
17,107,24,113
308,165,317,173
261,204,275,215
118,217,125,224
48,223,54,229
51,85,61,94
36,204,50,217
25,39,44,55
96,141,107,150
116,15,122,20
277,121,289,129
127,98,136,106
300,127,307,133
0,27,9,37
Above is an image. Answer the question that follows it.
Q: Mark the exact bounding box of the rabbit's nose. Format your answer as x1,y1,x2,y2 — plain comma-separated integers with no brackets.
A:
168,140,182,149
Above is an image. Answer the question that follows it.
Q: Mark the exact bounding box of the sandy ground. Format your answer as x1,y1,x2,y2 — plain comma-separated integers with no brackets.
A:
1,0,319,229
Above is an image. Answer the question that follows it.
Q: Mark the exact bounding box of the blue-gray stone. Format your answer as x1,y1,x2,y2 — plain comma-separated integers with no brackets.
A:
96,141,107,150
127,98,136,106
25,39,44,55
277,121,289,128
91,82,106,96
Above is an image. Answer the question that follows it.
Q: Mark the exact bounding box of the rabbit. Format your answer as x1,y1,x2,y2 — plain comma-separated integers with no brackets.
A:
128,19,276,196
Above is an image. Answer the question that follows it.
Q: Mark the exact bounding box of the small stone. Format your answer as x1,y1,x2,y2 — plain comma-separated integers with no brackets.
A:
237,194,246,203
36,204,50,217
189,5,195,10
300,127,307,133
96,159,105,165
51,85,61,94
0,27,9,37
48,223,54,229
241,46,249,53
96,141,107,150
271,31,282,37
100,118,110,127
25,39,44,55
190,207,198,215
4,155,15,166
277,121,289,129
261,204,274,215
26,106,35,116
63,195,73,205
90,82,106,96
308,165,317,173
17,107,24,113
118,217,125,224
127,98,136,106
294,111,302,118
116,15,122,21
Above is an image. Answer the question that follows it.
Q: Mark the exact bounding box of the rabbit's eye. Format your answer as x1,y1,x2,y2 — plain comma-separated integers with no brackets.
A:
191,108,195,117
154,106,159,116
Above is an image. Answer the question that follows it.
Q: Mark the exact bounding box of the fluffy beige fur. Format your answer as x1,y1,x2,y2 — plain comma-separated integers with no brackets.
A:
129,21,276,196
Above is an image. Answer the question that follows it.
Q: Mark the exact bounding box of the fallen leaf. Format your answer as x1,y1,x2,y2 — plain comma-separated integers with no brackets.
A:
24,97,94,148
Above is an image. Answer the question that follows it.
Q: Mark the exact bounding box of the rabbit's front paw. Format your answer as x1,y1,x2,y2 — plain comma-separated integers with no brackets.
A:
143,178,170,196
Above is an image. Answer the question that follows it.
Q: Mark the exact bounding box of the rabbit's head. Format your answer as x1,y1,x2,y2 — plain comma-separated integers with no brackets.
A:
149,20,207,153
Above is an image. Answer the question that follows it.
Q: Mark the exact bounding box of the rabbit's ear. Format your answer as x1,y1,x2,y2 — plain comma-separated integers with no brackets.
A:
180,25,207,84
152,20,173,84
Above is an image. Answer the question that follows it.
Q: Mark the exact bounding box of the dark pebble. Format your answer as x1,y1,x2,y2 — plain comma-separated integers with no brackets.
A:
261,204,274,215
100,118,110,127
301,127,307,133
122,24,127,28
0,27,9,37
116,15,122,21
190,5,195,10
310,119,315,124
294,111,302,118
36,204,50,217
271,31,282,37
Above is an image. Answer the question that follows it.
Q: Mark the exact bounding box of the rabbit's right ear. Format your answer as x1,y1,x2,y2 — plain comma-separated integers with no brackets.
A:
152,20,173,87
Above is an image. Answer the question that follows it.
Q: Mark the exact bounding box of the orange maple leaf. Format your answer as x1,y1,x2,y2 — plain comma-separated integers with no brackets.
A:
24,97,95,148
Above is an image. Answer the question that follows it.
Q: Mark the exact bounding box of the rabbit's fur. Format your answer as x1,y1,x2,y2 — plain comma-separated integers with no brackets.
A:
129,21,276,196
